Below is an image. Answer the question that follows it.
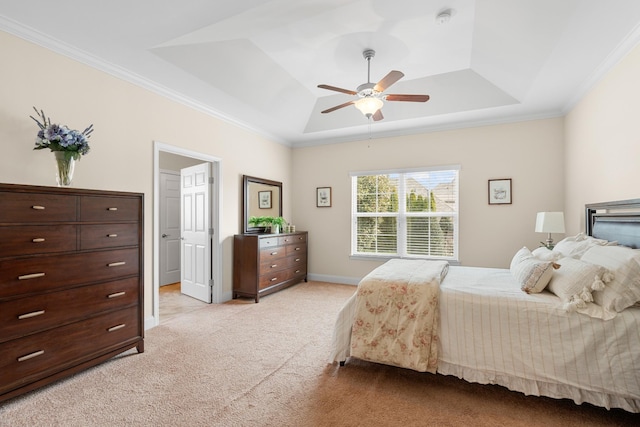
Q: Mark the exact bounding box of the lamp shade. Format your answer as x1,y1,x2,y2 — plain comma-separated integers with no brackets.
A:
535,212,565,233
354,97,383,116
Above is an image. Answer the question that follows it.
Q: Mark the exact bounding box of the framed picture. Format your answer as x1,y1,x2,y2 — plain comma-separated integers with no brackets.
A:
316,187,332,207
258,190,272,209
488,179,512,205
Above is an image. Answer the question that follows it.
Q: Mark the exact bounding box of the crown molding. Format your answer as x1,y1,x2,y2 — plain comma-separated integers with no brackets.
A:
0,16,290,147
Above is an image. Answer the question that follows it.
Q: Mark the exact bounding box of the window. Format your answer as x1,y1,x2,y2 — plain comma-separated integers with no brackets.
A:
351,166,459,260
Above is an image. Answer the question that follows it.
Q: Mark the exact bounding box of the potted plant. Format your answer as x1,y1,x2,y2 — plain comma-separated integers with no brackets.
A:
269,216,287,234
248,216,270,232
247,216,287,233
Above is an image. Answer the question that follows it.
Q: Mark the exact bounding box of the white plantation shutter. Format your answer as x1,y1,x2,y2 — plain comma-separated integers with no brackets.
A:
351,166,459,260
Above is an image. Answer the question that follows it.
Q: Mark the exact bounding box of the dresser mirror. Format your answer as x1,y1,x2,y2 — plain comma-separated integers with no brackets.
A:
242,175,283,233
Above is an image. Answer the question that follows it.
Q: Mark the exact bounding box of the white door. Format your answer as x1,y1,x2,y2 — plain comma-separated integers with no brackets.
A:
160,171,181,286
180,163,212,303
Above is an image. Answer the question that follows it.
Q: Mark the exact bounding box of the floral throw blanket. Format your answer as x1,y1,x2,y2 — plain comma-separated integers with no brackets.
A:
350,259,449,373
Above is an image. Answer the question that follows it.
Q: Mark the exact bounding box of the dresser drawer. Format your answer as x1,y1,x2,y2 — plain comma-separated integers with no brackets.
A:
80,223,139,250
0,225,77,258
0,248,139,299
279,233,306,245
80,196,140,222
286,243,306,256
287,253,307,271
0,192,77,223
259,256,288,274
259,237,279,248
258,269,292,290
0,277,139,343
259,245,286,262
0,306,140,395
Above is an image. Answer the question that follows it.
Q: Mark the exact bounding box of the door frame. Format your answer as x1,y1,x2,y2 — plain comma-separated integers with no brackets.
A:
153,141,223,327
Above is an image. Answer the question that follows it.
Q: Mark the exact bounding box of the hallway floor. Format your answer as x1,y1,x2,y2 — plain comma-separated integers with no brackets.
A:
159,282,209,324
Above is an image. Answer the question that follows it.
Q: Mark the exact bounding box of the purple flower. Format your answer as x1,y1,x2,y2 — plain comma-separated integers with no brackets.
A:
30,107,93,159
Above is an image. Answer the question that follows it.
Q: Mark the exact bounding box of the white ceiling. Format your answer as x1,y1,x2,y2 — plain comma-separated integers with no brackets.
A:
2,0,640,147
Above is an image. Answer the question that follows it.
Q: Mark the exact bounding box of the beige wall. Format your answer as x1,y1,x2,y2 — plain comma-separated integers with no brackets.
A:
564,42,640,233
4,24,636,317
0,30,292,324
291,118,565,282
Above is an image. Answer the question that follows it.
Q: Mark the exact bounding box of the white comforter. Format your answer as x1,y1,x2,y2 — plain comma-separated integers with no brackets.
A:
330,265,640,412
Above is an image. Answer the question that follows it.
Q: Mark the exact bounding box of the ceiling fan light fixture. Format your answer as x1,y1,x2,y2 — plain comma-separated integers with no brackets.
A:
355,96,383,116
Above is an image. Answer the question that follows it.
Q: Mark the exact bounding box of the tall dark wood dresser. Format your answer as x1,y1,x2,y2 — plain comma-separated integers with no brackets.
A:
0,183,144,403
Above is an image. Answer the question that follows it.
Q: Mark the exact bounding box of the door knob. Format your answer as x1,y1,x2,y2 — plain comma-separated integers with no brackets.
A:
162,234,170,238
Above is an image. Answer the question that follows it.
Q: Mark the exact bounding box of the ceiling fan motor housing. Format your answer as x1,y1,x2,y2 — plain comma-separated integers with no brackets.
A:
357,82,379,98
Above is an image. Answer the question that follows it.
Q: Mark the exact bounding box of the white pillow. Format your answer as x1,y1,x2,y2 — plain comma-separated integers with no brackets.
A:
581,245,640,312
532,246,561,262
553,234,610,259
510,247,555,293
547,257,613,319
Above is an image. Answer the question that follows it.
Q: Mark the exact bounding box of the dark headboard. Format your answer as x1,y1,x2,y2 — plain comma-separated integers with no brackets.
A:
586,199,640,249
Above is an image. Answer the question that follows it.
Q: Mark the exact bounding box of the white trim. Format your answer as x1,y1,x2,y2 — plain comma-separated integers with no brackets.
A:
307,273,360,286
562,21,640,113
152,141,223,329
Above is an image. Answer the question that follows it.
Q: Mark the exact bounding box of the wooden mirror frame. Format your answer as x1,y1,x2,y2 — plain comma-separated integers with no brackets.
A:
242,175,283,233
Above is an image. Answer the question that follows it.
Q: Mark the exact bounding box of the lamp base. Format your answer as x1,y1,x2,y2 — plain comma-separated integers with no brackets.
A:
541,233,555,250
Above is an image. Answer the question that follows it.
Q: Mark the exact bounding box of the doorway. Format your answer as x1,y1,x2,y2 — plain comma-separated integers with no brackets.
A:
153,142,222,327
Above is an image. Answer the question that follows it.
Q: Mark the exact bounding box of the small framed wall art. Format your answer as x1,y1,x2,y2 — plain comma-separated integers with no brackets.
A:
316,187,332,207
488,179,512,205
258,190,272,209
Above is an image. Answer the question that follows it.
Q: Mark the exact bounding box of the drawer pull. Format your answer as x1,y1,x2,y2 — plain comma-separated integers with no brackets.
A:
107,207,118,211
295,247,301,251
18,350,44,362
270,251,278,255
295,270,301,274
107,261,126,267
108,291,126,298
18,272,45,280
18,310,45,320
31,205,45,210
107,234,118,238
270,264,278,268
295,258,301,262
32,238,46,243
108,324,126,332
271,277,278,282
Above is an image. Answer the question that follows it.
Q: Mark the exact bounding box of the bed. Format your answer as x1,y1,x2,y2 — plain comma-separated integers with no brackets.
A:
329,199,640,412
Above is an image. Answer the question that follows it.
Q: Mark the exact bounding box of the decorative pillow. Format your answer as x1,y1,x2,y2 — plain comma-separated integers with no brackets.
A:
553,233,610,259
510,247,531,270
581,245,640,312
546,257,613,319
510,247,556,293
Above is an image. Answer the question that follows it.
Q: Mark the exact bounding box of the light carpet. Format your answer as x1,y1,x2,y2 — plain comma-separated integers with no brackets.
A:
1,281,638,426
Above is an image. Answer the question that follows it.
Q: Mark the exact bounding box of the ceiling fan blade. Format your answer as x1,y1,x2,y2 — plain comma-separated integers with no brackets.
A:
372,109,384,121
385,94,430,102
321,100,355,114
374,70,404,92
318,84,357,96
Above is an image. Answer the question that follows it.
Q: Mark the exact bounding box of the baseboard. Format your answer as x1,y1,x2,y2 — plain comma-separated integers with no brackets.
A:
307,273,359,286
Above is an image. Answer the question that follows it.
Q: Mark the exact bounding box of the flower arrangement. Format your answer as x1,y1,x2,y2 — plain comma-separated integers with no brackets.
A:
30,107,94,161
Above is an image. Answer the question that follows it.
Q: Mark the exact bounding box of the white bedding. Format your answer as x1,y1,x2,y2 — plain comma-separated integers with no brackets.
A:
329,265,640,412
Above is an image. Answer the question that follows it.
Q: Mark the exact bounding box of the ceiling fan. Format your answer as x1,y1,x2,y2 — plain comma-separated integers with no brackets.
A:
318,49,430,121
